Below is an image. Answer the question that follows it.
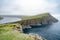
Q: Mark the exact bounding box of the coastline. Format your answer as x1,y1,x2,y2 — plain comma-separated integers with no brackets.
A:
0,13,58,40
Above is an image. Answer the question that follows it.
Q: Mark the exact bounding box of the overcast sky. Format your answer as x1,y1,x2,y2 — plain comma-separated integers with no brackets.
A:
0,0,60,16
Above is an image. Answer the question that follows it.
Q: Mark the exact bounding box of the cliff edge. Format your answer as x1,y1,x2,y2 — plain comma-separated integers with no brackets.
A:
20,13,58,26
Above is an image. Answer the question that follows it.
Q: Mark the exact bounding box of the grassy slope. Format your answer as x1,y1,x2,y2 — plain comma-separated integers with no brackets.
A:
22,13,49,21
0,23,34,40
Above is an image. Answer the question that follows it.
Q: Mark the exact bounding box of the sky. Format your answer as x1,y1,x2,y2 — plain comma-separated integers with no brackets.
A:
0,0,60,16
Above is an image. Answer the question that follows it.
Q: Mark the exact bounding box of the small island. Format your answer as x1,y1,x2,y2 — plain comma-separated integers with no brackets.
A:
0,13,58,40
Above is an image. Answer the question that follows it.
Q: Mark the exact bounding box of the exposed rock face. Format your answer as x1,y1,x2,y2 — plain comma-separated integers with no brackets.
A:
20,13,58,26
29,33,46,40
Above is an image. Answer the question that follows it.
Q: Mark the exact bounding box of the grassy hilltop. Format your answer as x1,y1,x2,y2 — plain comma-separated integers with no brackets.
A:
22,13,50,20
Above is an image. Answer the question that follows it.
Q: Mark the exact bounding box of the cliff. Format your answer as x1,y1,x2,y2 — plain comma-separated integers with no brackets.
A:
20,13,58,26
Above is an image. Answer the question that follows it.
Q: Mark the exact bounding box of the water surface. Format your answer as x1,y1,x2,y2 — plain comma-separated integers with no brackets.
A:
0,16,21,24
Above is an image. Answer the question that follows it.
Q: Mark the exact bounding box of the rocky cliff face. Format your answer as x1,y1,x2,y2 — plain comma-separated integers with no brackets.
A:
20,13,58,26
29,33,46,40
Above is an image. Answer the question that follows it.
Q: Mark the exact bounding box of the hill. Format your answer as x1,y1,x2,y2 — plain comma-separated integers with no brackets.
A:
20,13,58,26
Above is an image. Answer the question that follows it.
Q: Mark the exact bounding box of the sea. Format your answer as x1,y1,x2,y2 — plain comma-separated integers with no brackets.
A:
0,16,21,24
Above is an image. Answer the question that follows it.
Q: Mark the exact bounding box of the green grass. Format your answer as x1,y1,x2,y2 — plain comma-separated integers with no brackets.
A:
0,23,20,33
22,13,50,21
0,31,34,40
0,23,34,40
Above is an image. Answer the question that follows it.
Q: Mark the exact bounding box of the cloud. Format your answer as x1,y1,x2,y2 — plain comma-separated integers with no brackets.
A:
0,0,58,15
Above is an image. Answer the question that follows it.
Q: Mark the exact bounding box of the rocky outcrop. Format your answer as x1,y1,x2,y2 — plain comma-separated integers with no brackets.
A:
29,33,46,40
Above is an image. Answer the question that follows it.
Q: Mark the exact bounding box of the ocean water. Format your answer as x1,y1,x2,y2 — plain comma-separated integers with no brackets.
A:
0,16,21,24
24,16,60,40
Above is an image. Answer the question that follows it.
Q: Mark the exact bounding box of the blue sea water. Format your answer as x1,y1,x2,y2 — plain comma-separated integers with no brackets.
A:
24,16,60,40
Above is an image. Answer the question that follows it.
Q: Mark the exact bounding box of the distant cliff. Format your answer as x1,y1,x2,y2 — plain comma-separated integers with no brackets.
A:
20,13,58,26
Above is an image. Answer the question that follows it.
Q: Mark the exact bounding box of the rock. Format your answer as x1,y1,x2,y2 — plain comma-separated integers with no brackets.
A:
29,33,46,40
